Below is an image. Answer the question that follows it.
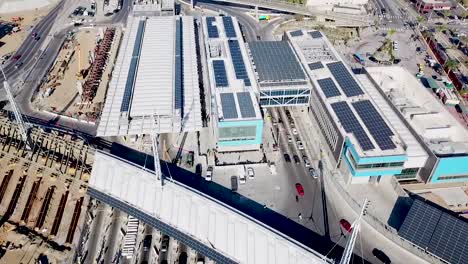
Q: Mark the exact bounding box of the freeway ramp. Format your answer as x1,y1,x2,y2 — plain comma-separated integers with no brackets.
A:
89,151,332,264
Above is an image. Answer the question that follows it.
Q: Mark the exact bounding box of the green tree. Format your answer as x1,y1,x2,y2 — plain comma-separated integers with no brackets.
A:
443,10,451,18
388,28,396,37
444,59,460,75
416,16,424,23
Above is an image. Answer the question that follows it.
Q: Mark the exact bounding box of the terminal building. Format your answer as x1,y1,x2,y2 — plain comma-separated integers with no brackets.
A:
287,29,408,184
287,29,468,185
97,15,202,137
202,16,263,152
248,40,312,107
364,67,468,184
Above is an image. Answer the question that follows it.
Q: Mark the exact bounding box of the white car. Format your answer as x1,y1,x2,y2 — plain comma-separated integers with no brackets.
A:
205,166,213,181
247,167,254,179
297,140,304,150
287,135,293,143
239,174,246,184
292,128,298,135
304,158,311,168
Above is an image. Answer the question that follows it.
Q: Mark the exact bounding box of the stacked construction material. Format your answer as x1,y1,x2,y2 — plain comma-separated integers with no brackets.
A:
81,27,115,102
122,215,139,258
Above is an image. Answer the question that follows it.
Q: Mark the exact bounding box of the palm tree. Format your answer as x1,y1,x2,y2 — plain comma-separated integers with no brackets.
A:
444,59,459,75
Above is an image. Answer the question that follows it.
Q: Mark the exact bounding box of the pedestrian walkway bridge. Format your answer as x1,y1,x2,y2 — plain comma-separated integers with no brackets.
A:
88,151,333,264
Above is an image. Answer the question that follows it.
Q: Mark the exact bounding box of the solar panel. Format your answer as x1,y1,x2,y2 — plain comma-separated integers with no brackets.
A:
121,20,146,112
249,41,305,83
237,92,256,118
428,213,468,264
398,200,442,250
206,17,219,38
212,60,228,87
308,61,324,70
220,93,238,119
331,101,375,151
174,19,183,112
228,40,251,86
317,78,341,98
352,100,396,150
327,61,364,97
222,16,236,38
309,31,322,38
290,30,303,37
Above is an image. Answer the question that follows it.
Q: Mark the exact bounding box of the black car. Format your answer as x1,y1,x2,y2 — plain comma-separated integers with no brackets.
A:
284,153,291,162
195,163,202,176
231,176,238,192
372,248,391,264
293,155,300,164
143,235,152,251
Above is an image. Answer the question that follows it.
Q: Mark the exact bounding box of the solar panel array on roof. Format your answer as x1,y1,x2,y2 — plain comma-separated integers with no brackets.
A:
309,31,322,39
174,19,183,112
327,61,364,97
220,93,238,119
398,199,468,264
121,20,146,112
228,40,251,86
398,199,442,249
352,100,396,150
236,92,256,118
317,78,341,98
222,16,236,38
308,61,324,70
290,30,303,37
212,60,228,87
331,101,375,151
249,41,305,83
206,17,219,38
428,214,468,264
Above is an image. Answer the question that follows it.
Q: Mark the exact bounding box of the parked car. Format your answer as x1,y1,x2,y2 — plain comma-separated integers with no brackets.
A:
205,166,213,181
143,235,152,251
297,140,304,150
309,168,318,179
293,155,300,164
303,157,311,167
231,176,238,192
195,163,202,176
247,167,254,179
239,173,246,184
292,127,298,135
340,219,352,233
284,153,291,162
161,235,169,252
295,183,304,196
287,135,293,143
187,151,194,167
372,248,391,264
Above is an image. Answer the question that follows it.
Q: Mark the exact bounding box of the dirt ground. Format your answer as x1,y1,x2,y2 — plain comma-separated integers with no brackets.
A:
0,6,53,57
33,27,121,122
0,223,71,264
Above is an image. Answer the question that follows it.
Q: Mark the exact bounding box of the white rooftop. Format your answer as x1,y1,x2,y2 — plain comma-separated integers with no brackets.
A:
287,30,405,157
89,151,331,264
202,16,262,122
366,66,468,156
355,74,429,168
97,16,201,137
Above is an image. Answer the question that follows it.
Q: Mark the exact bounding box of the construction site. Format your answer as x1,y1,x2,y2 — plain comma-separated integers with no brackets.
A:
0,112,94,263
33,26,120,123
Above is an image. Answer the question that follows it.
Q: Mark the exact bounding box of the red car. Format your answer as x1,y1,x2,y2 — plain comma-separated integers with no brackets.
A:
11,54,21,61
340,219,353,233
295,183,304,196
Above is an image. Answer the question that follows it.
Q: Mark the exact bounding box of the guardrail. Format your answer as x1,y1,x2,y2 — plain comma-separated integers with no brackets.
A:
325,172,446,264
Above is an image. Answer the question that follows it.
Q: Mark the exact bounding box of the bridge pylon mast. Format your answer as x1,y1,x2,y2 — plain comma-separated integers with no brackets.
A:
1,67,33,150
339,198,370,264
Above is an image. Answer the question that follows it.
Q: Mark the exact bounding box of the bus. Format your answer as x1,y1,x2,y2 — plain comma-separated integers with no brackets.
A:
259,15,270,21
353,53,365,65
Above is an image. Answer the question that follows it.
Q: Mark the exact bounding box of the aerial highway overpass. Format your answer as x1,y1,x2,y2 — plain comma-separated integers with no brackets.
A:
206,0,374,26
88,151,334,264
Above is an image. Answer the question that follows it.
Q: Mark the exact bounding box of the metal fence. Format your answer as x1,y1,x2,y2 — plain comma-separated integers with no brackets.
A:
325,172,446,264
